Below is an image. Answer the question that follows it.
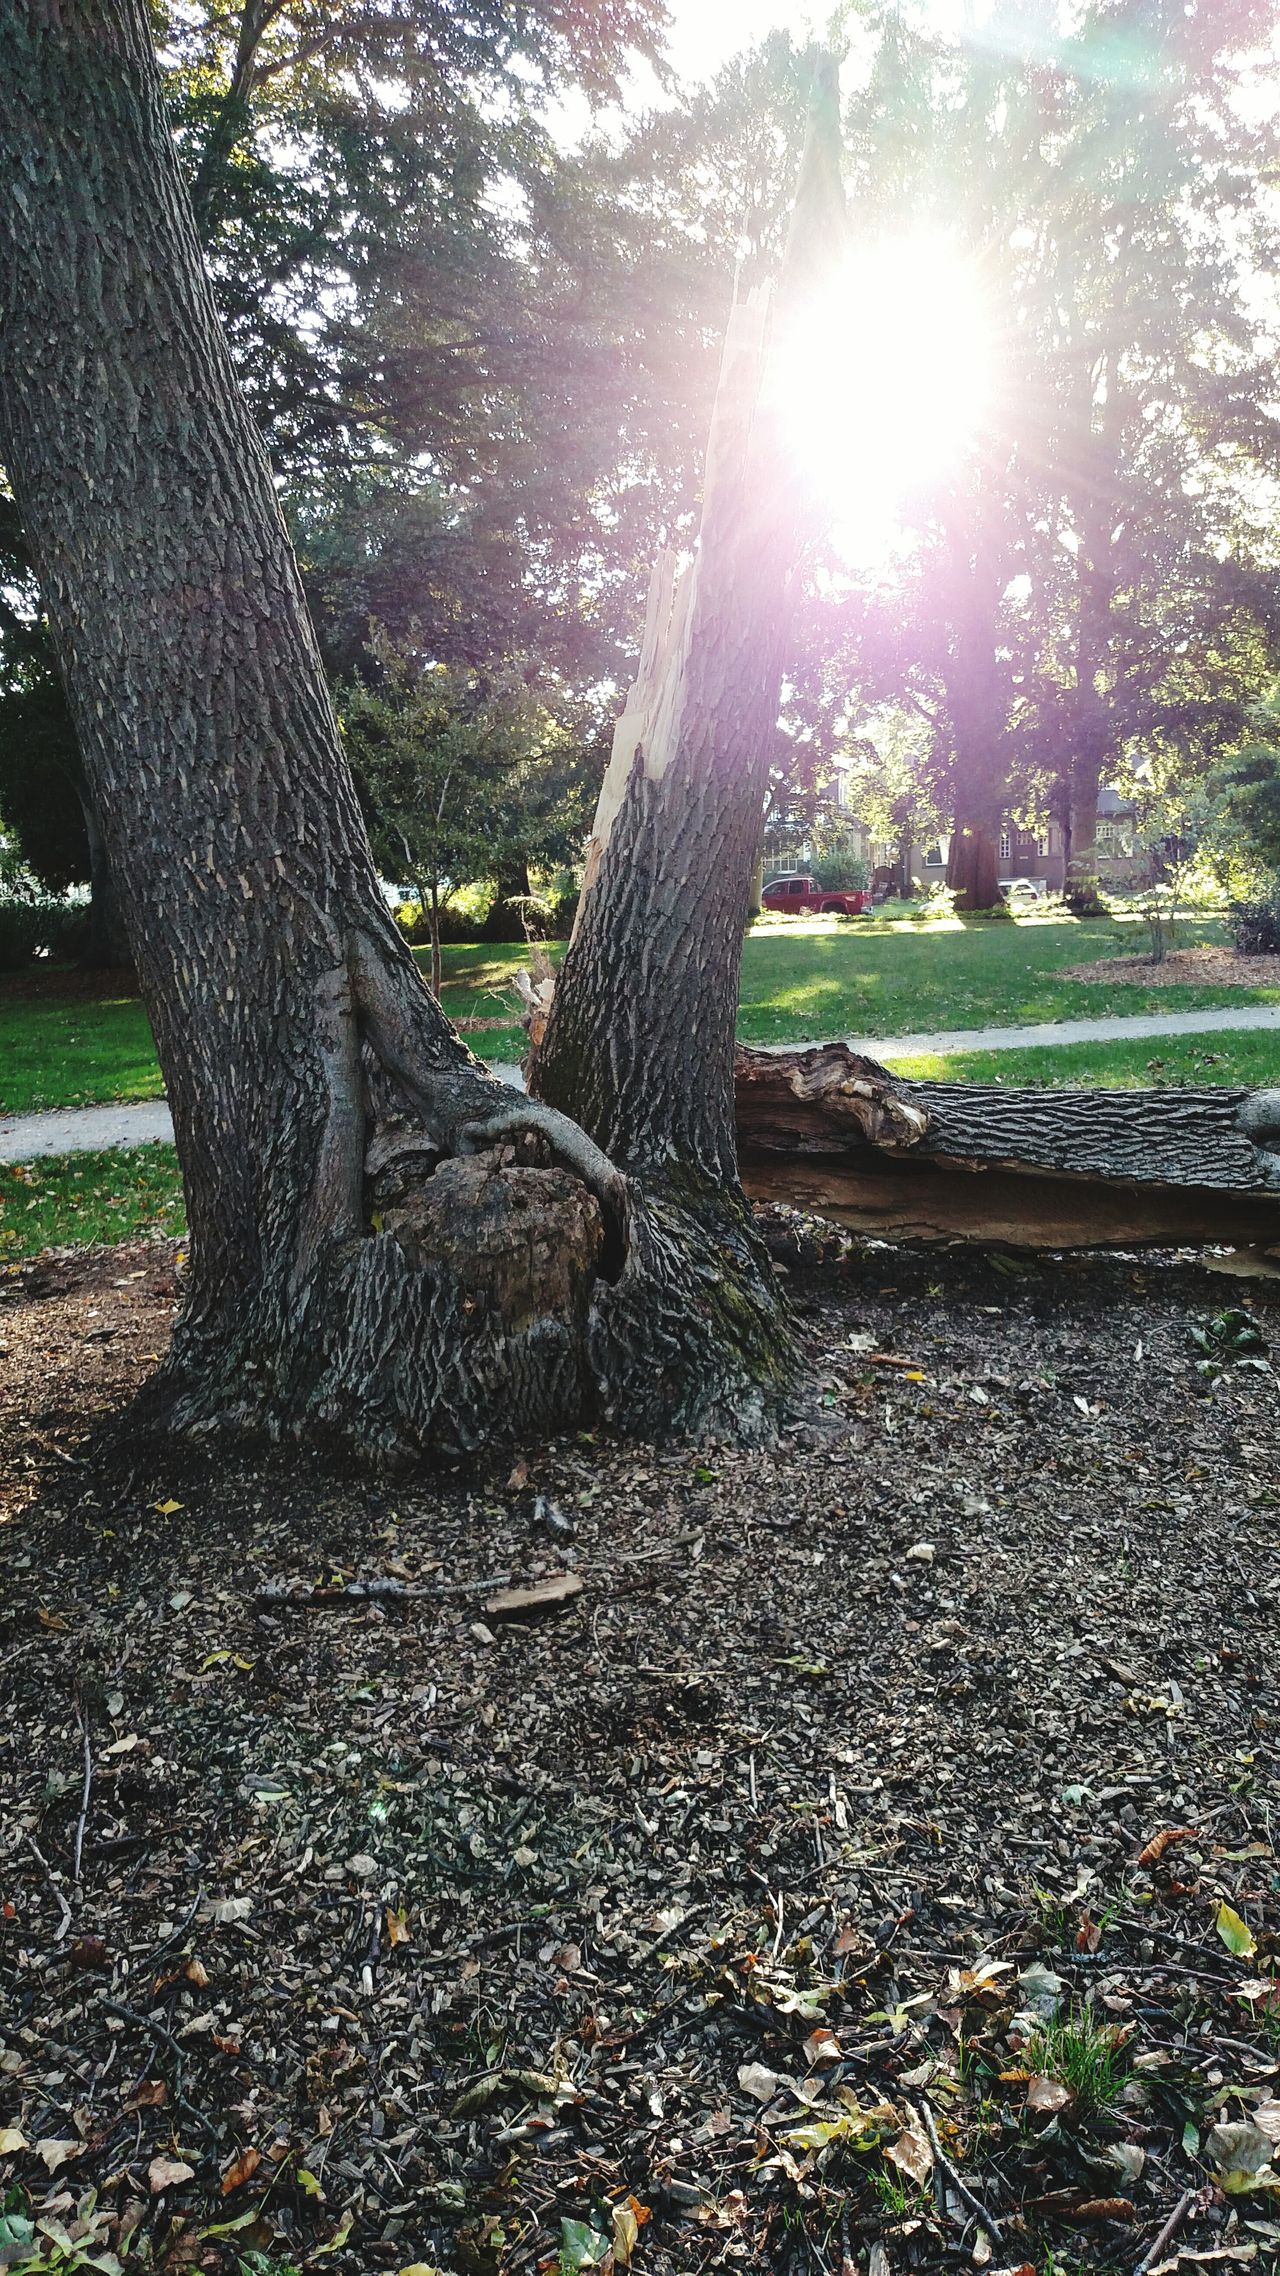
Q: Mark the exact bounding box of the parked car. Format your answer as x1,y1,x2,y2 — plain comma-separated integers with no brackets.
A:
998,876,1048,904
762,873,868,917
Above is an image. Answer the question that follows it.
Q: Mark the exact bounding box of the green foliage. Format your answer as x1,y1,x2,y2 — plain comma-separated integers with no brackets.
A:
1216,698,1280,873
0,890,84,972
811,833,870,893
1229,886,1280,957
1027,2010,1129,2113
339,625,593,982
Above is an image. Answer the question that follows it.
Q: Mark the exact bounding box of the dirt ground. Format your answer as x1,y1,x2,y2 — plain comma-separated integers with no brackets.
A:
1065,946,1280,989
1,1234,1278,2276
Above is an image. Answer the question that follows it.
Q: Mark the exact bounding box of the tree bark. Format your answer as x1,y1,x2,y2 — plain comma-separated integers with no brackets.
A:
735,1044,1280,1248
529,56,848,1429
0,3,839,1455
0,0,691,1456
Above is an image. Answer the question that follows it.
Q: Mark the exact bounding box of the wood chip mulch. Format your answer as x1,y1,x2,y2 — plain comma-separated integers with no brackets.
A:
1,1232,1278,2276
1064,947,1280,989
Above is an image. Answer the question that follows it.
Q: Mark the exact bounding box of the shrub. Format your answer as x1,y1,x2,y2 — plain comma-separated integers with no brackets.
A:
0,894,85,970
1229,886,1280,956
812,838,871,894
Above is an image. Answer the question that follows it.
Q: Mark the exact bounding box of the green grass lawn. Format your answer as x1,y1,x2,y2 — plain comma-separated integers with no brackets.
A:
0,992,164,1114
3,911,1277,1115
1,1143,186,1262
890,1032,1275,1088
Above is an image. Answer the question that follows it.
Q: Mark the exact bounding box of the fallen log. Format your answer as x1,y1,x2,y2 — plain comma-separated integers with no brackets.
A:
734,1045,1280,1251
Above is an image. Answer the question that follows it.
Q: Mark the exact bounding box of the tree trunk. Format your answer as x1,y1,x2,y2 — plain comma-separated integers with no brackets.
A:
0,0,677,1456
1066,746,1106,915
946,819,1001,913
77,785,133,970
529,57,847,1432
735,1044,1280,1249
0,4,838,1455
481,857,532,942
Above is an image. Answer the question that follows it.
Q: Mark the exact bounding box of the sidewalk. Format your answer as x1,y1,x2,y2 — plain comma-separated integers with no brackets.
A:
3,1003,1278,1163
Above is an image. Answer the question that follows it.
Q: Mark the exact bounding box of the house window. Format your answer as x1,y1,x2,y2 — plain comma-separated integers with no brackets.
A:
999,833,1013,860
923,843,945,868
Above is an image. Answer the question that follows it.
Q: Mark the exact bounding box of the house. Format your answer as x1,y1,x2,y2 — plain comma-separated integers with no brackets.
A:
900,788,1138,892
763,779,1139,893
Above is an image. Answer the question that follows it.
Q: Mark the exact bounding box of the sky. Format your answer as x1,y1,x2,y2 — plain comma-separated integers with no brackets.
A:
662,0,825,84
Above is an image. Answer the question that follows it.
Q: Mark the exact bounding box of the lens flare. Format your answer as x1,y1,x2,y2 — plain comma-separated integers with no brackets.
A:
766,231,993,565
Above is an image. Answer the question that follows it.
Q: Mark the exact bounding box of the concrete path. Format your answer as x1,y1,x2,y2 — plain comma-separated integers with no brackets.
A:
3,1004,1278,1164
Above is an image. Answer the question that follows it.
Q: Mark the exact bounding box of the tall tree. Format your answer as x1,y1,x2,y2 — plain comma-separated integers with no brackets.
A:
0,0,834,1452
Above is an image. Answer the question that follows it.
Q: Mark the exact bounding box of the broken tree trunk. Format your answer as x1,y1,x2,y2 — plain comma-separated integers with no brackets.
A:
528,56,849,1432
735,1045,1280,1250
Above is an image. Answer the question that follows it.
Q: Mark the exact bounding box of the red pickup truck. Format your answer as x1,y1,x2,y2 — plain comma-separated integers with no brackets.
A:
761,873,868,917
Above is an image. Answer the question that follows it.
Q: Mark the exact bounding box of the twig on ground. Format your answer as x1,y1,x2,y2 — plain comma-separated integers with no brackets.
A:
25,1833,72,1940
132,1885,203,1970
913,2098,1004,2248
98,1994,219,2143
1133,2187,1200,2276
255,1573,512,1607
72,1699,92,1889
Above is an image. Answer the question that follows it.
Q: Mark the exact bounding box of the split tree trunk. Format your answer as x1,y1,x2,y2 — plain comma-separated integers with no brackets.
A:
0,3,841,1454
529,56,848,1431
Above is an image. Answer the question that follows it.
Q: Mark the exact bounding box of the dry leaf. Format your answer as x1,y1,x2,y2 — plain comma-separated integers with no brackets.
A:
1027,2077,1072,2115
737,2061,781,2103
803,2027,841,2067
1062,2198,1135,2225
1137,1824,1198,1866
0,2128,29,2155
386,1906,412,1946
886,2123,932,2188
148,2154,195,2192
221,2145,261,2194
36,2139,80,2172
506,1456,530,1491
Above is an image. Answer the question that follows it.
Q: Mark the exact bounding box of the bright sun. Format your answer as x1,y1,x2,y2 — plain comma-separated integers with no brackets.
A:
766,230,993,566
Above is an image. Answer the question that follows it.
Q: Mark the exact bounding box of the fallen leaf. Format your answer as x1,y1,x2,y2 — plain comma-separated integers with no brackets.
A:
1217,1902,1257,1958
1062,2197,1135,2225
153,1499,183,1516
386,1907,412,1946
737,2062,782,2103
148,2154,194,2193
886,2123,932,2188
803,2027,841,2067
1027,2076,1073,2115
1138,1824,1198,1866
221,2146,261,2194
612,2199,640,2267
36,2140,80,2173
1206,2121,1279,2192
506,1456,529,1491
0,2128,29,2155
